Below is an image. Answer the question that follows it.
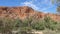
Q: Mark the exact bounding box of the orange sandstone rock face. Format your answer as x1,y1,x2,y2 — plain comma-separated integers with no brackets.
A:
0,6,36,19
0,6,60,21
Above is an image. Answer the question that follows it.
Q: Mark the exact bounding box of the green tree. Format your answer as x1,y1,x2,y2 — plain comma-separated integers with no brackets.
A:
51,0,60,13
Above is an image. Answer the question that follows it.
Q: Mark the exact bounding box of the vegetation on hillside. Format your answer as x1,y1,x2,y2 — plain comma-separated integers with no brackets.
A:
0,16,60,34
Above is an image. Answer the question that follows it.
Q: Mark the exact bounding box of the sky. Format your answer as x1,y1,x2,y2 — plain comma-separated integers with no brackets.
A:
0,0,57,13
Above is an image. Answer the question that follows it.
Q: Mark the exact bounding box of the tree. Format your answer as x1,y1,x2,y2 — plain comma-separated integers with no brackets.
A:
56,0,60,13
51,0,60,13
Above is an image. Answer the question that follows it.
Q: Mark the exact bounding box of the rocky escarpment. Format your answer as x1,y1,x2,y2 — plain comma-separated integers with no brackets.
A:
0,6,35,19
0,6,60,21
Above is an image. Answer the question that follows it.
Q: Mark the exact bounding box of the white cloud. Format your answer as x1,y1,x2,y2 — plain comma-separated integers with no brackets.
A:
21,0,55,13
38,0,54,11
21,0,39,10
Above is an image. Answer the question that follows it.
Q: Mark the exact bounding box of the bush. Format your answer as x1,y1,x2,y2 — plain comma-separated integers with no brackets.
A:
0,17,14,34
31,16,59,31
44,16,58,30
0,16,60,34
31,19,45,30
0,17,33,34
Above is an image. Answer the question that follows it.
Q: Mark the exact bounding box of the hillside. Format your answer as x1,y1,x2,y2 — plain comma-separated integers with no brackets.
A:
0,6,60,21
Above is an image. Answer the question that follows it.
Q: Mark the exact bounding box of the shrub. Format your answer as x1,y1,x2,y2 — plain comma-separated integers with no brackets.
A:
31,16,59,31
0,17,14,34
44,16,58,30
0,17,32,34
0,16,60,34
31,19,45,30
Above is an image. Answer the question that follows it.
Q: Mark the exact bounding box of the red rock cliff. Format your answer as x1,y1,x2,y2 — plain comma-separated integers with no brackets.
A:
0,6,60,21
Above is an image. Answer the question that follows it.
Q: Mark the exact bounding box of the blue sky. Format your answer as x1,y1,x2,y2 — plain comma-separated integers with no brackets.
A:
0,0,57,13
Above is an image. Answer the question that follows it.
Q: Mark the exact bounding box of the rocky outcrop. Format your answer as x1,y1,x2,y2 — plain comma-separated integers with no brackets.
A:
0,6,35,19
0,6,60,21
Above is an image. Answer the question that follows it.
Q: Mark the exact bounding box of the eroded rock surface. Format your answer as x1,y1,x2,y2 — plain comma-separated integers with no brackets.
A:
0,6,60,21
